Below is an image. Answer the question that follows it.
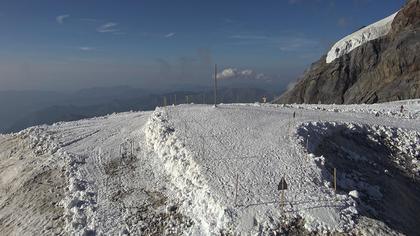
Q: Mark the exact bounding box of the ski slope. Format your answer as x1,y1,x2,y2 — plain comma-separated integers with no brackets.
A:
1,100,419,235
146,103,419,234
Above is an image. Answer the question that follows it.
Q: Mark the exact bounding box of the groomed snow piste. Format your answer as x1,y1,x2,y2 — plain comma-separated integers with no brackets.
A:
0,100,419,235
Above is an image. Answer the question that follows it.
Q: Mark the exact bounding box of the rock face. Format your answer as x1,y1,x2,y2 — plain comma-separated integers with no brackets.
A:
275,0,420,104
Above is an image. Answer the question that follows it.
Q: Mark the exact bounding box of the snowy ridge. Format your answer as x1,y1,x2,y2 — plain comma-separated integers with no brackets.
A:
17,126,98,235
18,126,60,156
61,152,97,235
42,111,192,235
282,99,420,120
145,108,230,234
326,11,398,63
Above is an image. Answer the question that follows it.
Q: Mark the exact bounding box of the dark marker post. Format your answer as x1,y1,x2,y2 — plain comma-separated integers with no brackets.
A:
234,173,239,206
278,176,288,213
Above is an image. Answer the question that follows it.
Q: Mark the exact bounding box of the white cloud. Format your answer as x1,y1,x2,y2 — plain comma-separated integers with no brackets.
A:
217,68,269,81
79,47,95,51
164,32,176,38
97,22,119,33
56,14,70,24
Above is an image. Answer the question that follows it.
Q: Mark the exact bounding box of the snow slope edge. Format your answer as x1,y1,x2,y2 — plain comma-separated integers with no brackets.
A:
145,108,232,235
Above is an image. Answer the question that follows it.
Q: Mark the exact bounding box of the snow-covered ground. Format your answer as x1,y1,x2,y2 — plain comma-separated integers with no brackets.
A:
283,99,420,120
326,11,398,63
0,100,419,235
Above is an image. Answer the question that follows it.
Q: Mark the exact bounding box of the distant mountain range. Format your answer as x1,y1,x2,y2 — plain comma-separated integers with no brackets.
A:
275,0,420,104
0,87,276,133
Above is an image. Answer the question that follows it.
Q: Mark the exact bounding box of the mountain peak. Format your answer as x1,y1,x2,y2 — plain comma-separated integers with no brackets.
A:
275,0,420,104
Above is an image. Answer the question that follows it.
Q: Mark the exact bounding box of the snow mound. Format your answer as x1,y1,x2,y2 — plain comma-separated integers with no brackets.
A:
145,108,230,235
297,121,420,235
298,121,420,179
20,126,97,235
326,11,398,63
145,105,359,234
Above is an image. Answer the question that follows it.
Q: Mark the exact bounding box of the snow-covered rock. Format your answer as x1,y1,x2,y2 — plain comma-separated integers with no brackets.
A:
326,11,399,63
349,190,360,199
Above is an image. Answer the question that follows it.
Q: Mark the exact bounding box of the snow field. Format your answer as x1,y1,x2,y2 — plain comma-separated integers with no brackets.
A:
44,111,195,235
283,99,420,120
1,100,419,235
146,105,361,234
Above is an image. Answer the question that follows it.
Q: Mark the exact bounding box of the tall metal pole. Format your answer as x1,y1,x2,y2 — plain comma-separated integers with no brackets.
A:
214,64,218,107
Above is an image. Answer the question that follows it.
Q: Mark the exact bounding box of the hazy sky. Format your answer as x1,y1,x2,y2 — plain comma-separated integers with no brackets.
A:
0,0,404,91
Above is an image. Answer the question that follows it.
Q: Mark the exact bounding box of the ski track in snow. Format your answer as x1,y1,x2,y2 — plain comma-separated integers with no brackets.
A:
0,100,419,235
46,111,170,235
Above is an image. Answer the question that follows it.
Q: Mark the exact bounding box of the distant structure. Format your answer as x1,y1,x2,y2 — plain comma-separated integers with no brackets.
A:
262,96,267,103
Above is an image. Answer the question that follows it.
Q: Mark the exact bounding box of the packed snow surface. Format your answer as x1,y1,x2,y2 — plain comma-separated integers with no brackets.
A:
0,99,419,235
326,11,398,63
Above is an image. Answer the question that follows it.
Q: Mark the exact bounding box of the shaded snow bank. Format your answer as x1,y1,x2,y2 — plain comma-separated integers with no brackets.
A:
298,122,420,174
297,121,420,235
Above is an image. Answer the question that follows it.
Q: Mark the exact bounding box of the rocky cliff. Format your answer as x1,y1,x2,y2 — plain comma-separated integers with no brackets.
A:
275,0,420,104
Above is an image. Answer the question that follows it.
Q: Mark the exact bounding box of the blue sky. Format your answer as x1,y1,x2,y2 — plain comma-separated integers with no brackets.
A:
0,0,405,91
